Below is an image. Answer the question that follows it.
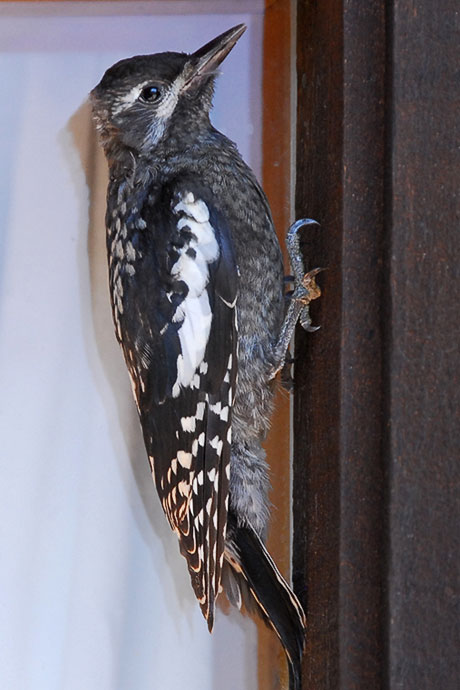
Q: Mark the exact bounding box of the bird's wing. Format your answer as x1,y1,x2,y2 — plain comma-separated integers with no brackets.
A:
118,178,238,629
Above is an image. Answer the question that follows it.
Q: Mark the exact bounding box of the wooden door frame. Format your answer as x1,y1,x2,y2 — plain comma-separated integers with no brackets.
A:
259,1,295,688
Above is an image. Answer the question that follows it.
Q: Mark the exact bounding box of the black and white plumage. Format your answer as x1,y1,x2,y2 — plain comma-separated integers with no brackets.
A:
91,24,320,690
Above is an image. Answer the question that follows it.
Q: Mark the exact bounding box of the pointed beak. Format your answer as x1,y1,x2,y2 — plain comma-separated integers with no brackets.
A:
185,24,246,85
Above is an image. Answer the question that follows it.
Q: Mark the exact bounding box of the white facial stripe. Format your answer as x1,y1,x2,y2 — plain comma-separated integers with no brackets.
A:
144,75,186,147
154,74,185,119
112,81,151,115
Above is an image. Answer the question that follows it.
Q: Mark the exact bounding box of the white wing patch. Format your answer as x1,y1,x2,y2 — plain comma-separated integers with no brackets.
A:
171,192,219,397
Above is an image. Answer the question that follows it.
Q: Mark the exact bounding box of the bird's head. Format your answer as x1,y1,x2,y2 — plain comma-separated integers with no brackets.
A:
90,24,246,158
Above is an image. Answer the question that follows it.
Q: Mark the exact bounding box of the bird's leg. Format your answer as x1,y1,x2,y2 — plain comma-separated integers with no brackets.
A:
269,219,322,380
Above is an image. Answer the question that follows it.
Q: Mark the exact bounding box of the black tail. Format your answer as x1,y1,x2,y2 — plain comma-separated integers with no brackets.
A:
225,520,306,690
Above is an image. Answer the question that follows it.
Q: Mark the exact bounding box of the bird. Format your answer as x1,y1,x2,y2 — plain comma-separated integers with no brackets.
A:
90,24,320,690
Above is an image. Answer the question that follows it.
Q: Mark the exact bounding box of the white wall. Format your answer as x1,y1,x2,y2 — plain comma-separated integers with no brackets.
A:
0,3,264,689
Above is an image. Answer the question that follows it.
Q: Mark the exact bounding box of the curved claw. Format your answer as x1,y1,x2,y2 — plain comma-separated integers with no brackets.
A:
299,311,321,332
300,304,321,332
286,218,321,284
287,218,320,237
286,219,320,258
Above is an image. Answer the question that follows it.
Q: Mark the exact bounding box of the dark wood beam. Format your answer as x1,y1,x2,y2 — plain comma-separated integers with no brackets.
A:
293,0,459,688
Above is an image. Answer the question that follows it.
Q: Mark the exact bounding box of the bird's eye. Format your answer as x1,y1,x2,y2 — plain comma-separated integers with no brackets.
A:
139,85,161,103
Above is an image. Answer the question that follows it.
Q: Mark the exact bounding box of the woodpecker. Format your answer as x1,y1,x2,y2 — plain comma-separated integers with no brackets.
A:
91,24,320,690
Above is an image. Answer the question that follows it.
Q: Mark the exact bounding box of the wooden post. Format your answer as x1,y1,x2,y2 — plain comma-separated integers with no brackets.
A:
294,0,459,688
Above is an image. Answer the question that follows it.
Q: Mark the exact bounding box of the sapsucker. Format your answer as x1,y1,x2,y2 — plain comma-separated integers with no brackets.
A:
91,24,320,690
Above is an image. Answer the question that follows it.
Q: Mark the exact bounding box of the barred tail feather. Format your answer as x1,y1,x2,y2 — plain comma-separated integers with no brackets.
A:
224,519,306,690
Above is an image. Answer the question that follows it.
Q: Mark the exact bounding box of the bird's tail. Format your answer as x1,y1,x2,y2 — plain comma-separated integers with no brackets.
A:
223,516,306,690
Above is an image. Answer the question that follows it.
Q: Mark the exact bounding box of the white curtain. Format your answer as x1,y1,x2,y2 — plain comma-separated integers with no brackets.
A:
0,4,263,689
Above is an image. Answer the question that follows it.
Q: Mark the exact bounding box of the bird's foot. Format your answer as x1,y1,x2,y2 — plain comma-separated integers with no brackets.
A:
285,217,323,332
289,266,323,332
269,219,322,380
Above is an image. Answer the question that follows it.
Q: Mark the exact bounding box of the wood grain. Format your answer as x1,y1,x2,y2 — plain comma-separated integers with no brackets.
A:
259,0,294,688
294,0,459,688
